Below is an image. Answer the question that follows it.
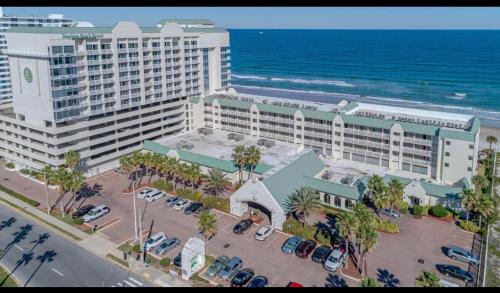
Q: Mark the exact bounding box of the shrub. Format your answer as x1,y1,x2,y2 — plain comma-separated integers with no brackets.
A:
30,170,41,178
421,205,431,216
5,162,15,169
176,188,200,200
192,191,203,202
394,200,409,215
160,258,171,267
374,218,399,233
201,196,230,213
315,229,332,246
20,168,31,175
153,179,173,192
73,218,84,225
412,205,424,217
457,220,480,233
132,244,141,253
429,205,448,218
283,218,316,240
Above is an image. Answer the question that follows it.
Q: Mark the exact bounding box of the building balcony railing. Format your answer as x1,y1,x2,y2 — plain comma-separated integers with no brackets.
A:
87,60,101,66
403,137,434,146
101,69,114,74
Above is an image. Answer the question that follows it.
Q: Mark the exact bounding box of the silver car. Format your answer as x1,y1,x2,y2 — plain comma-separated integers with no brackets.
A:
447,246,479,265
164,196,181,207
218,257,243,281
82,205,110,223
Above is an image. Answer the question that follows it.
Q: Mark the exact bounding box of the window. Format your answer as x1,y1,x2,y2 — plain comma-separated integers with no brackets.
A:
393,132,400,136
334,197,341,207
296,126,302,130
446,141,451,146
393,141,400,146
444,163,449,167
323,194,330,204
468,156,473,160
469,144,474,149
467,167,472,171
392,151,399,156
445,152,450,156
296,134,301,139
345,199,353,209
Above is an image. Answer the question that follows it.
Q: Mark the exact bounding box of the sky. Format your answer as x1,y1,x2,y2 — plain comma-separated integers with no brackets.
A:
3,7,500,29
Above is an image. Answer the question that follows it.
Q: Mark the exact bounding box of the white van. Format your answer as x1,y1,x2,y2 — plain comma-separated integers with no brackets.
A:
144,190,165,202
137,188,154,199
144,232,167,251
323,248,348,272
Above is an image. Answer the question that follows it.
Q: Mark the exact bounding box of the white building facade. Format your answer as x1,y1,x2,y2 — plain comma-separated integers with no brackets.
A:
0,20,230,176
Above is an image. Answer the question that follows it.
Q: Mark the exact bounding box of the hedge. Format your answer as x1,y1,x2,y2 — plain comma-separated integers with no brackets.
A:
394,200,409,215
153,179,173,192
429,205,449,218
201,196,230,213
283,218,316,240
160,258,171,267
176,188,203,202
20,169,31,175
132,244,141,253
5,162,15,169
73,218,84,225
457,220,480,233
412,205,424,217
0,184,40,207
374,218,399,233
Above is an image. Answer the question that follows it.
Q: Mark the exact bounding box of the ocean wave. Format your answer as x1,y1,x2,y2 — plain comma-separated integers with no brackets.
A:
231,74,267,80
233,84,338,96
231,74,355,87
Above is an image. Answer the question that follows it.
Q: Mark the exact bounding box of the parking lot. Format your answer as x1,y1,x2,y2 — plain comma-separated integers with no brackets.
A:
0,167,477,287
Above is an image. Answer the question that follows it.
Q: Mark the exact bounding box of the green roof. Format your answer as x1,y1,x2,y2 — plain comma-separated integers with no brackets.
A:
301,109,336,121
263,150,326,210
438,129,476,142
341,101,359,112
420,181,464,199
143,140,272,174
189,96,200,104
303,176,365,200
158,19,214,25
257,103,297,116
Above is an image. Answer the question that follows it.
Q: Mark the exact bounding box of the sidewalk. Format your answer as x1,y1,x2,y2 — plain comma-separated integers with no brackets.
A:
0,190,190,287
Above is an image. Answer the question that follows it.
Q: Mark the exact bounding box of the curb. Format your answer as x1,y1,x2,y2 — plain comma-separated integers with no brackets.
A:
0,263,20,287
339,266,362,283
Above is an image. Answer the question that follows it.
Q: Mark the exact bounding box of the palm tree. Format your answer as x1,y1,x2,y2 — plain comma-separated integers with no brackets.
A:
335,211,358,270
486,135,497,150
232,145,246,184
386,178,404,222
244,145,261,181
41,165,53,215
119,155,135,190
63,150,80,171
353,203,376,272
285,187,322,224
460,189,478,222
52,167,71,217
142,152,154,182
69,171,86,212
187,164,202,191
416,270,441,287
176,163,190,189
358,223,379,276
198,210,217,240
205,169,228,197
472,175,488,194
130,151,145,184
475,195,495,229
360,277,380,287
367,175,387,217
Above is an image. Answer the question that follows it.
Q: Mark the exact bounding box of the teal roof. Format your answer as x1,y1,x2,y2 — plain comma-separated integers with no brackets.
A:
438,129,476,142
158,19,214,25
143,140,272,174
303,176,365,200
263,150,326,210
420,181,464,199
301,109,336,121
189,96,200,104
257,103,297,116
341,101,359,112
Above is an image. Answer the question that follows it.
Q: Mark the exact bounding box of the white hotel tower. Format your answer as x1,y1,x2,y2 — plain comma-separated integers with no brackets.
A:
0,19,230,176
0,7,74,102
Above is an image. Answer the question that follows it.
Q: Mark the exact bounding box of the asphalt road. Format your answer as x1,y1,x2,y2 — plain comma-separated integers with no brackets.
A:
0,203,150,287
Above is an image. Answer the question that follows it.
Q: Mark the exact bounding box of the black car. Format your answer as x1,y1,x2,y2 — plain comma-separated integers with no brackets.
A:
230,268,255,287
72,204,95,219
436,264,473,283
233,219,253,234
184,202,203,215
173,252,182,267
247,275,268,287
311,245,332,263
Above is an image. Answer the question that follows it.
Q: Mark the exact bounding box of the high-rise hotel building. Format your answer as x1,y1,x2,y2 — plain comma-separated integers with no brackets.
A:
0,19,230,176
0,7,74,102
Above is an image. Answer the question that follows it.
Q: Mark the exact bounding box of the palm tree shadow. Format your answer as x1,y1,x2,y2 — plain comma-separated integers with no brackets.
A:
325,274,349,287
0,224,33,260
24,250,57,287
377,268,400,287
0,251,34,286
0,217,16,231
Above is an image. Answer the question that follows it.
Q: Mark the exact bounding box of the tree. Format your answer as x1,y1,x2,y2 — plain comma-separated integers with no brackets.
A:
335,211,359,270
244,145,261,181
205,169,228,197
198,210,217,240
360,277,380,287
52,167,71,217
367,175,387,218
64,150,80,171
416,270,441,287
358,223,379,276
353,203,377,273
119,155,135,190
142,152,155,183
69,171,86,212
472,175,488,194
285,187,322,224
386,178,404,222
187,164,202,191
232,145,246,184
460,189,479,222
130,151,145,184
41,165,54,215
475,195,495,229
486,135,497,151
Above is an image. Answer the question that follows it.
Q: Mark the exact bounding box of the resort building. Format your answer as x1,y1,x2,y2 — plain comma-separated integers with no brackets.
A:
0,19,230,176
0,7,74,102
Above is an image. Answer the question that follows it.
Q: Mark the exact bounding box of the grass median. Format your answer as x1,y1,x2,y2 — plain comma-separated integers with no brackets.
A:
0,264,18,287
0,184,40,207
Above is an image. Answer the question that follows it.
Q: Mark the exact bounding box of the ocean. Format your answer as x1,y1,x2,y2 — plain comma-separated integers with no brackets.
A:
227,29,500,127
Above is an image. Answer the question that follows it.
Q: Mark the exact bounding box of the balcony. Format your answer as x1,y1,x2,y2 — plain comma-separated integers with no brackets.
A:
89,79,101,86
87,60,101,66
102,69,114,74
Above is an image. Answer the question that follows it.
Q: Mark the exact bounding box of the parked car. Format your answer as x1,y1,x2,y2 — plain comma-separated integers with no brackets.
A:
286,282,303,287
230,268,255,287
281,236,302,254
323,247,348,272
137,188,154,199
72,204,95,219
155,238,180,255
173,199,191,211
144,190,165,202
295,240,317,258
173,252,182,267
436,264,473,283
81,205,110,223
381,208,401,218
254,225,274,241
205,255,230,278
311,245,332,263
192,206,210,218
144,232,167,251
247,275,268,287
233,219,253,234
164,196,181,207
218,257,243,281
184,202,203,215
447,246,480,265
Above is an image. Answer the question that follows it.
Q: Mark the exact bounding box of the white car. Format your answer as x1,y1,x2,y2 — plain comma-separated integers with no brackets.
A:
439,279,460,287
144,232,167,251
137,188,154,199
82,205,110,223
323,248,348,272
173,199,191,211
144,190,165,202
254,225,274,241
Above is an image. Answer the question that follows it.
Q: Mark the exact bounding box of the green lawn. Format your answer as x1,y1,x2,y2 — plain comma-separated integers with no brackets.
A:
0,265,18,287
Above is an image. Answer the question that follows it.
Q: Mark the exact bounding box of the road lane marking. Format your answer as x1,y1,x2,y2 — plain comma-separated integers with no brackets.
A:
123,280,136,287
51,268,64,277
154,279,171,287
117,282,123,286
14,244,24,251
128,277,143,286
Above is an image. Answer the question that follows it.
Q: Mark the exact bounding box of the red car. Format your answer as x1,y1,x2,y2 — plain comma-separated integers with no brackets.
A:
295,240,317,258
287,282,303,287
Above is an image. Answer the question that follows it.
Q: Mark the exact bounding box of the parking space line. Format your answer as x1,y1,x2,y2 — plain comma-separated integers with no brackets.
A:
243,226,259,241
222,219,238,233
264,234,280,248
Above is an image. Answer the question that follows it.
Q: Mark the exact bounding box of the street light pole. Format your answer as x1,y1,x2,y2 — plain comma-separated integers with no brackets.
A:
138,208,144,263
132,178,138,240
